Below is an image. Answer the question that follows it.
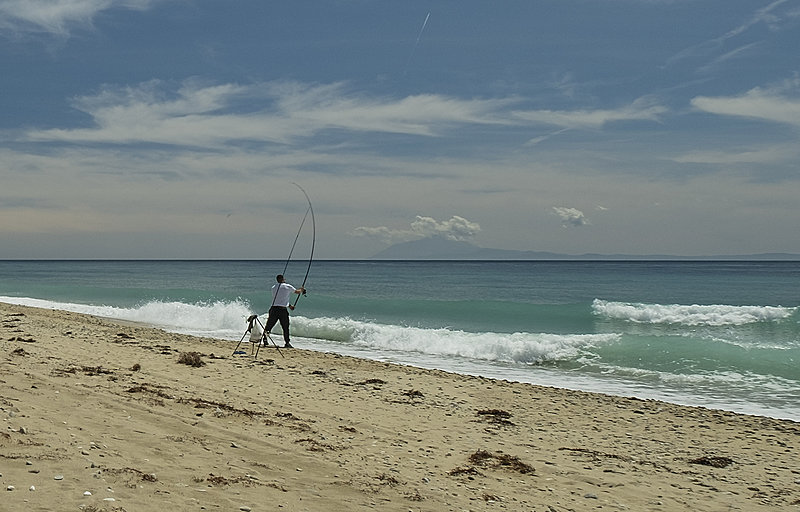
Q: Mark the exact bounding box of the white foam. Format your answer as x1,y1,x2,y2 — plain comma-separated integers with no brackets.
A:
592,299,796,326
293,316,621,364
2,295,622,363
0,296,252,338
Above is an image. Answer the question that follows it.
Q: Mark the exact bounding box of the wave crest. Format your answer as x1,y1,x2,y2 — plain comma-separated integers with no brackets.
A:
293,316,620,364
0,295,253,336
592,299,796,326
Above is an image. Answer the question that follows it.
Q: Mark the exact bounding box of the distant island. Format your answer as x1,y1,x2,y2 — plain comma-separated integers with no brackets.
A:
370,236,800,260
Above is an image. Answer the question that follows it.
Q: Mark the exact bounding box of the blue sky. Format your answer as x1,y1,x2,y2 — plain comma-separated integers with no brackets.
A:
1,0,799,258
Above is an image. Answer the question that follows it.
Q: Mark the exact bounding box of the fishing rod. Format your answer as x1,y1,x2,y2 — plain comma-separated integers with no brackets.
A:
254,183,315,357
290,182,315,310
247,196,307,358
282,205,311,284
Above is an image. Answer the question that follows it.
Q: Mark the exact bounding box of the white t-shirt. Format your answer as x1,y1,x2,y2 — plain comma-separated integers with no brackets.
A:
271,282,296,307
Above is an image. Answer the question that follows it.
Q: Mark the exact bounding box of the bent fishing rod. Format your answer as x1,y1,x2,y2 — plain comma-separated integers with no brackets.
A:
289,182,315,310
254,183,315,358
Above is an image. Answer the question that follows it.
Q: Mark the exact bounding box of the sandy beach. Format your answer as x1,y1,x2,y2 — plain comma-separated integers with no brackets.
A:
1,302,798,511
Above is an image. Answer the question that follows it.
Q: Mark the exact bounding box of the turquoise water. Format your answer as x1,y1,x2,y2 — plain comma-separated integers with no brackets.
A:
1,260,798,421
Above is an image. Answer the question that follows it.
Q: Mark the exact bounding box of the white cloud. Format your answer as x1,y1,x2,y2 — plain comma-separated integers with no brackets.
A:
0,0,158,36
23,79,672,149
23,80,517,147
351,215,481,243
271,82,513,135
552,207,588,227
673,145,800,165
513,97,666,129
524,128,570,146
697,42,761,75
691,79,800,127
666,0,797,68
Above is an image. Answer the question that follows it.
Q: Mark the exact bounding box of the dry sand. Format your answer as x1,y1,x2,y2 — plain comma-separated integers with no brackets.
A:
1,302,798,511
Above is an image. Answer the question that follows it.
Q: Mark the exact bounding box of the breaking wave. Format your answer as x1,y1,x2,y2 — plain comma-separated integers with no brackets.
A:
292,315,621,364
592,299,797,326
0,296,252,338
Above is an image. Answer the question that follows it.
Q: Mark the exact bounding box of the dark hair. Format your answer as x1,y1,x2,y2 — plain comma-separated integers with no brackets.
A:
276,274,284,282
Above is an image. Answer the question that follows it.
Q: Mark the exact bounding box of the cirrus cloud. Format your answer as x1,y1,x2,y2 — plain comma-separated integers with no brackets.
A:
513,96,666,129
0,0,160,36
691,78,800,127
23,80,517,147
22,79,669,150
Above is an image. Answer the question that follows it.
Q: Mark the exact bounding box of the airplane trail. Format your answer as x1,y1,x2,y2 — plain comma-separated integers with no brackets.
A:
404,11,431,76
415,11,431,45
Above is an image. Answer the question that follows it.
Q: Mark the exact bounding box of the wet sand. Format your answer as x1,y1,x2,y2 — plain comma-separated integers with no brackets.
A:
1,302,798,511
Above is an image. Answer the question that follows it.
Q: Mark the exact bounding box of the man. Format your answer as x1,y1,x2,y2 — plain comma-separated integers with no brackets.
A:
264,274,305,348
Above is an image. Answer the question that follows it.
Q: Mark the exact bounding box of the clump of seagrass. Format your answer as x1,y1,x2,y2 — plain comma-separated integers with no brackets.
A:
177,351,205,367
476,409,515,426
202,473,262,487
376,473,400,485
358,378,386,385
104,467,158,482
449,450,534,477
689,455,734,468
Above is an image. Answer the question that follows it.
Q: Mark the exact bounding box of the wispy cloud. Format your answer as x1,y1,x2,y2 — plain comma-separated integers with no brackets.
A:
513,97,666,129
524,128,571,146
673,145,800,165
270,81,514,136
697,42,762,75
666,0,798,68
351,215,481,243
0,0,159,36
24,80,519,147
24,79,666,149
691,78,800,127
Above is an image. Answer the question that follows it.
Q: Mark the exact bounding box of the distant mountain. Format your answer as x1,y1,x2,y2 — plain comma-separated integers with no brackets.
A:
370,236,800,260
371,236,565,259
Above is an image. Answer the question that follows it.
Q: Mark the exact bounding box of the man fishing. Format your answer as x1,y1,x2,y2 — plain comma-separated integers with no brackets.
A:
264,274,305,348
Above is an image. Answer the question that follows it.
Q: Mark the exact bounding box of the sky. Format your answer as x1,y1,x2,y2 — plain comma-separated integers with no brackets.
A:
1,0,799,259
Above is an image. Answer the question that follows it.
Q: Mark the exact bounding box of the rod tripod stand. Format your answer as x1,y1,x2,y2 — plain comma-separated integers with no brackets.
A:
231,314,283,358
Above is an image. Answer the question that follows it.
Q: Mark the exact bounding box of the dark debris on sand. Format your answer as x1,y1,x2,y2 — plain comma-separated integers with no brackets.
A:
476,408,515,426
449,450,535,477
177,351,205,367
689,455,735,468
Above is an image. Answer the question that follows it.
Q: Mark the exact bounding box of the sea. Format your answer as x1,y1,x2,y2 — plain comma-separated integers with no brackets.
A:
1,260,798,422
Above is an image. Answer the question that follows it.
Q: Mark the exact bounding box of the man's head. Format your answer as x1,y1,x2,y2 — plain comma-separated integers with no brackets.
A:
276,274,285,283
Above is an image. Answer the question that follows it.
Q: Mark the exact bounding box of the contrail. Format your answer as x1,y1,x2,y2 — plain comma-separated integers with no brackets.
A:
404,11,431,76
415,11,431,46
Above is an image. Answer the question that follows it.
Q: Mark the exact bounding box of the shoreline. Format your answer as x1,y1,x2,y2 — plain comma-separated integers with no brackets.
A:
2,302,798,511
4,295,796,424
